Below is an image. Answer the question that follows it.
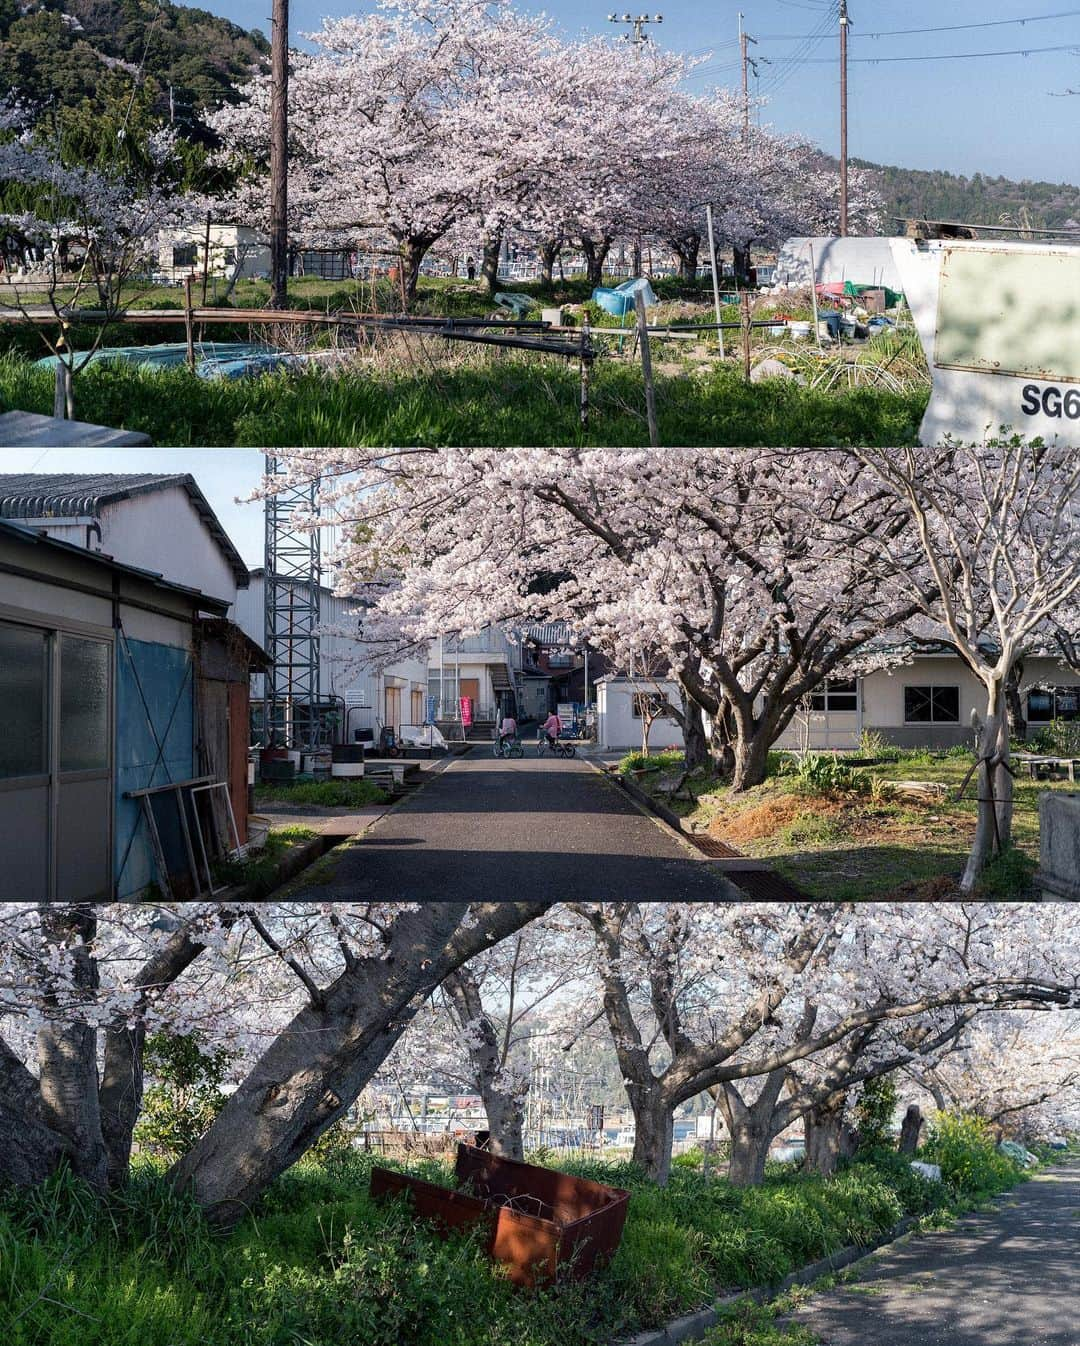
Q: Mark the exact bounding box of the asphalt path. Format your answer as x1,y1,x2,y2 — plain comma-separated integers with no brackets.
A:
302,749,741,900
785,1160,1080,1346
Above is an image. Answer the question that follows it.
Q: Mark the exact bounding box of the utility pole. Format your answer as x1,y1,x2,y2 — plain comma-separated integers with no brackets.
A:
839,0,850,236
738,13,758,139
269,0,289,309
607,12,663,48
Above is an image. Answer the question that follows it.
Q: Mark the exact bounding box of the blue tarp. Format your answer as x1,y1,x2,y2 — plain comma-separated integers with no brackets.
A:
35,341,295,381
591,277,658,318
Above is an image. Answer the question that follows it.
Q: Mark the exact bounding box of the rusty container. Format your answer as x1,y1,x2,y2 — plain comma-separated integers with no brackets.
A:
369,1143,630,1288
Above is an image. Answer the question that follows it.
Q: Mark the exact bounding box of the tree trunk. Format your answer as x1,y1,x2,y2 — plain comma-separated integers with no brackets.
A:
628,1087,674,1185
681,697,709,772
961,688,1011,892
36,905,109,1193
399,237,432,306
443,968,525,1161
170,903,548,1225
733,243,753,288
728,722,772,792
671,235,700,281
727,1122,773,1186
581,237,612,288
898,1105,923,1156
1005,659,1027,743
539,238,561,287
481,232,502,297
804,1096,856,1177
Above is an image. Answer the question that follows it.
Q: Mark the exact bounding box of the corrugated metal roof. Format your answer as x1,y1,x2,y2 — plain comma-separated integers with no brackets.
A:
0,472,249,588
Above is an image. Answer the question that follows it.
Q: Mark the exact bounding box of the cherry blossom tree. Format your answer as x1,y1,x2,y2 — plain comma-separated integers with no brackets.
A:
852,440,1080,890
0,112,198,415
280,447,926,791
0,902,550,1218
565,901,1079,1184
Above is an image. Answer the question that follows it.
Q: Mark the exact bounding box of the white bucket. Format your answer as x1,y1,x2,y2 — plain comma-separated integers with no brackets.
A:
788,321,811,342
541,307,563,327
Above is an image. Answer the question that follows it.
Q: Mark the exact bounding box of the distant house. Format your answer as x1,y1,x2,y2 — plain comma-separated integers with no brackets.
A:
233,571,429,745
0,473,262,897
156,224,270,284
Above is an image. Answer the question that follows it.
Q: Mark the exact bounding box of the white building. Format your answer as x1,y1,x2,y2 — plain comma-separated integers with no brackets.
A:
234,571,429,742
595,676,685,753
426,629,528,725
0,471,248,611
156,224,270,284
774,236,906,293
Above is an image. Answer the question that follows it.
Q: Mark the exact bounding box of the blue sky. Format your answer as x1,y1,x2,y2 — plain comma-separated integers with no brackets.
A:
1,448,267,565
207,0,1080,182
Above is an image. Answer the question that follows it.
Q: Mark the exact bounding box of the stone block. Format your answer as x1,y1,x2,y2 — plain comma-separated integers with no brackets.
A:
1036,791,1080,900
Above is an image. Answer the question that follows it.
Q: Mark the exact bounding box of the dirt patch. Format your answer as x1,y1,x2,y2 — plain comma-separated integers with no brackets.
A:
883,875,964,900
709,795,842,845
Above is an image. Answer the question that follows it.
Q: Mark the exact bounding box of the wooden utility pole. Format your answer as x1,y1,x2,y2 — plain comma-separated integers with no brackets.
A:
705,203,726,357
184,275,196,370
839,0,850,236
739,14,757,139
269,0,289,310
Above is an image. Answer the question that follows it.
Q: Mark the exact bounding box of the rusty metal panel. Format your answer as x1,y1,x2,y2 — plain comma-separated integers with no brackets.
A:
228,681,249,845
371,1144,630,1289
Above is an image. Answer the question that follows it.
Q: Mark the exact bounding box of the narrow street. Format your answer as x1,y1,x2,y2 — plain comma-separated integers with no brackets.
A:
297,749,742,900
785,1160,1080,1346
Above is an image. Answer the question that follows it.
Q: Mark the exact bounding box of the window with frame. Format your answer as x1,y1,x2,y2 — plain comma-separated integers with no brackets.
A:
172,243,198,268
1027,687,1080,723
904,685,960,724
632,693,672,720
809,678,859,713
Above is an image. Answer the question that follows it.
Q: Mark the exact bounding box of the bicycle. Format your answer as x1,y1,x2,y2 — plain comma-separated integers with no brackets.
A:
536,734,576,759
493,735,525,759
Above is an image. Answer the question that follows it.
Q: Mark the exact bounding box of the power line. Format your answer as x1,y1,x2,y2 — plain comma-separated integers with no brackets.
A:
757,8,1080,40
794,43,1080,63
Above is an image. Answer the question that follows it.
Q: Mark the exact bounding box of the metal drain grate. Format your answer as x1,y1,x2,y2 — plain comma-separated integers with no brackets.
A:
688,834,744,858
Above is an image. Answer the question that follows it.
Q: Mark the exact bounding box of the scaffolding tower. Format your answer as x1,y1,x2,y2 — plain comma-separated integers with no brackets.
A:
263,455,321,748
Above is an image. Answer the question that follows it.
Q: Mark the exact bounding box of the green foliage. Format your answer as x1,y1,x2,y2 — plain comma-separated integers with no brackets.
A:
795,754,868,796
922,1111,1024,1199
618,749,686,775
854,1077,898,1151
0,351,928,449
133,1032,233,1160
0,1135,1030,1346
210,826,319,895
974,846,1037,899
1029,720,1080,756
254,779,391,807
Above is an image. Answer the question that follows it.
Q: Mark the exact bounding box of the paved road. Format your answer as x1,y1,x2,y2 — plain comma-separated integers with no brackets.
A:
785,1161,1080,1346
299,750,741,900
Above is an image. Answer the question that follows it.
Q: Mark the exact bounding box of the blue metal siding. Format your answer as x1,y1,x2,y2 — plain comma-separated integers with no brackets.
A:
114,636,195,898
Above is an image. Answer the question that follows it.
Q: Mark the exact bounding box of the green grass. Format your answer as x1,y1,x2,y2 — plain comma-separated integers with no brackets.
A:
211,826,319,895
254,779,391,808
0,1134,1033,1346
632,752,1072,898
0,350,927,448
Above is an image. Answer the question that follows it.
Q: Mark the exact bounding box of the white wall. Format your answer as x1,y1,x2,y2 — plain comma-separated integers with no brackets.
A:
596,678,684,753
157,225,270,280
775,237,907,292
234,575,427,730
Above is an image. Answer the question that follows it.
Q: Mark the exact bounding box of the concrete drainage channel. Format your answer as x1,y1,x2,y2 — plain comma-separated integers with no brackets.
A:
616,1215,920,1346
608,769,814,901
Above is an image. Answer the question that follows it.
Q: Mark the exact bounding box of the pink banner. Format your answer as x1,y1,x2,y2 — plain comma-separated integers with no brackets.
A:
459,696,473,728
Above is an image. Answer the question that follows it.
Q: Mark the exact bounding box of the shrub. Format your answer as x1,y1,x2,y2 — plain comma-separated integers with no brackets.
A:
133,1032,234,1159
618,749,685,775
922,1111,1023,1198
854,1076,898,1151
795,753,867,796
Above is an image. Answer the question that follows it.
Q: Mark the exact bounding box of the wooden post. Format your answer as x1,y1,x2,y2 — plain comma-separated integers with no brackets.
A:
53,362,73,419
579,316,591,435
740,291,752,382
184,274,196,371
635,289,659,448
269,0,289,309
201,212,212,306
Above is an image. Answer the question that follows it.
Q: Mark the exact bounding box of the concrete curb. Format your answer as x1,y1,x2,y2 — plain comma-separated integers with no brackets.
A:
617,1215,920,1346
581,757,710,866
